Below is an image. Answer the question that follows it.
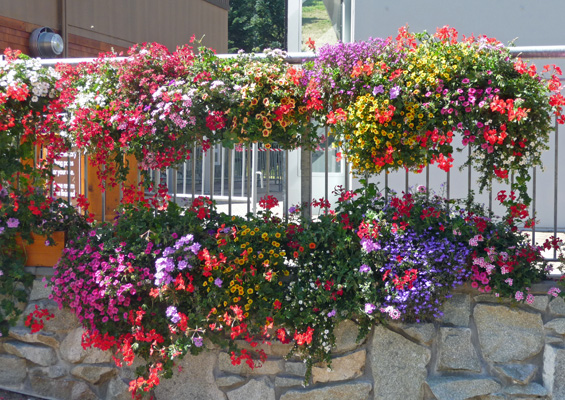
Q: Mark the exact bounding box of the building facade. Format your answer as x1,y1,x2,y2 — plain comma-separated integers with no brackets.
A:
0,0,228,58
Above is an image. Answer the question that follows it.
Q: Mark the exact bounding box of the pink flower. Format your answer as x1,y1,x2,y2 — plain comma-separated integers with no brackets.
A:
515,291,524,301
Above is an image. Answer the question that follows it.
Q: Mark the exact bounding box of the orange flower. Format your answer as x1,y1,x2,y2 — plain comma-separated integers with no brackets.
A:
309,242,316,249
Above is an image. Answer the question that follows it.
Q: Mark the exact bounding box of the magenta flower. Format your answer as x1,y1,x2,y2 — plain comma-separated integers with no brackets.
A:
365,303,377,314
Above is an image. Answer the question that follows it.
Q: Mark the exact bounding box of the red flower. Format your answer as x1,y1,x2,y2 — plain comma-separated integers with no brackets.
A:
294,326,314,346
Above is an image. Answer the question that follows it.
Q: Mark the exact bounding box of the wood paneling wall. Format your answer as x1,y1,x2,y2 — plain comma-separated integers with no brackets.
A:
0,0,228,58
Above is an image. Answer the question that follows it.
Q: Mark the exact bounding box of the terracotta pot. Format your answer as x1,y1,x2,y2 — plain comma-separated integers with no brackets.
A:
16,231,65,267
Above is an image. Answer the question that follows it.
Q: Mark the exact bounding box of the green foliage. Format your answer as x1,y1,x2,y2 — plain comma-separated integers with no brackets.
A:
228,0,286,53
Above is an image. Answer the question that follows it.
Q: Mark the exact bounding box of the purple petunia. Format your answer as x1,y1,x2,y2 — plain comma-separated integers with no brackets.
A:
359,264,371,273
6,218,19,228
166,306,180,323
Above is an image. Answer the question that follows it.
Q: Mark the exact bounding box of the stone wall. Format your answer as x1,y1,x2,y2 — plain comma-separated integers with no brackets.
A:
1,275,565,400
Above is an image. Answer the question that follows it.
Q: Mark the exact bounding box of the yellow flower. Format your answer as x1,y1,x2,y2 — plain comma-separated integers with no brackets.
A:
247,288,253,294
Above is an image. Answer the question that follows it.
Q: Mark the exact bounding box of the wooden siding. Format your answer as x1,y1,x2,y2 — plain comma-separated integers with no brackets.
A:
0,0,228,57
67,33,129,58
0,14,43,55
66,0,228,52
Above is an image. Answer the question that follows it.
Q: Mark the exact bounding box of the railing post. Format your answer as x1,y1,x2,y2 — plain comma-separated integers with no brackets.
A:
301,147,312,219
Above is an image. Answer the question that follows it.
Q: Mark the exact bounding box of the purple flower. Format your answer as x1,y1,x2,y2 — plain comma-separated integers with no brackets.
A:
389,85,400,99
0,227,4,235
188,242,201,254
178,260,189,270
365,303,377,314
214,278,223,287
327,309,336,317
289,206,297,214
6,218,19,228
372,85,384,96
193,337,203,347
166,306,180,323
359,264,371,273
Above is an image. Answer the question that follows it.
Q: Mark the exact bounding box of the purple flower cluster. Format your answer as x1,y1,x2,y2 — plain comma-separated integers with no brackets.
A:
366,227,470,322
154,234,201,286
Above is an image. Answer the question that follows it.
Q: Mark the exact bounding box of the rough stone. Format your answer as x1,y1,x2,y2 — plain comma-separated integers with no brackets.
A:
23,301,78,333
154,351,226,400
218,352,283,375
47,365,68,378
3,340,57,366
544,318,565,335
29,375,97,400
474,294,512,305
391,322,436,345
280,381,372,400
312,350,365,383
216,375,246,388
333,320,363,353
227,377,274,400
427,376,501,400
546,336,564,346
371,325,431,400
9,327,59,348
275,376,304,388
105,378,132,400
285,361,307,377
528,295,549,312
474,304,544,363
549,296,565,316
0,354,27,386
71,365,117,384
492,363,537,385
235,340,293,357
440,293,471,326
60,327,112,364
543,344,565,398
29,279,52,301
502,382,548,397
437,327,480,372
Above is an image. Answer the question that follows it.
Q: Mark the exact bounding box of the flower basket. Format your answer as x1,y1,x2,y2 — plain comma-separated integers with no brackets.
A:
15,231,65,267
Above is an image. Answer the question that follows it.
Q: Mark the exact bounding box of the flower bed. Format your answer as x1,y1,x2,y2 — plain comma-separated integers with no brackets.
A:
49,186,563,397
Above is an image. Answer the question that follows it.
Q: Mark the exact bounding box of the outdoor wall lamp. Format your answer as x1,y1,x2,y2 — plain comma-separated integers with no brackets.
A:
29,27,65,58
